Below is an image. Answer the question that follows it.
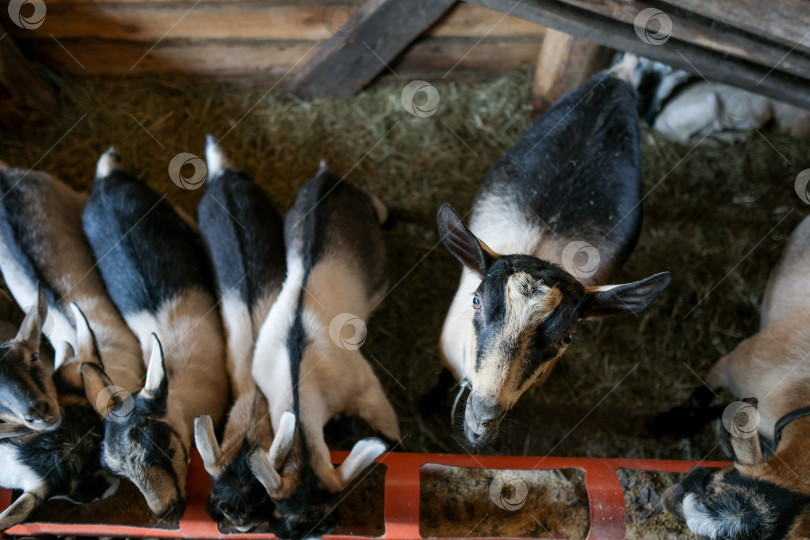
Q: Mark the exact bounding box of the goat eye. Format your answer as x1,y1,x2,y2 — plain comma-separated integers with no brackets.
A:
30,353,38,362
472,296,481,309
561,334,573,346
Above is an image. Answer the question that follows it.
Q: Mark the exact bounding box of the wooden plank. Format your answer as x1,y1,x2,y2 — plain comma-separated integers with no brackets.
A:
426,3,544,38
17,37,541,76
659,0,810,54
279,0,457,99
543,0,810,82
5,2,543,42
530,27,612,117
0,31,57,134
465,0,810,109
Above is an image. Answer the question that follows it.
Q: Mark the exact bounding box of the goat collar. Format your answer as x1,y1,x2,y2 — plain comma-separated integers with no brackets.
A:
774,406,810,449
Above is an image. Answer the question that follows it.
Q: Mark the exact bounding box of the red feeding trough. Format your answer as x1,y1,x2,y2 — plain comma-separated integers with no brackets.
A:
0,450,728,539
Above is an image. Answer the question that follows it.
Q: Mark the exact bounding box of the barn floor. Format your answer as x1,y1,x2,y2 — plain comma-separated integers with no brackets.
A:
2,71,808,466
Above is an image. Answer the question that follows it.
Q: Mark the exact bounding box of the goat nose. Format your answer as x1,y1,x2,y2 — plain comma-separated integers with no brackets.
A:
470,394,500,424
27,400,57,425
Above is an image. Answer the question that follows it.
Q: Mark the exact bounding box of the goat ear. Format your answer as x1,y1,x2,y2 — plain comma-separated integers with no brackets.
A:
729,398,763,466
143,333,168,403
194,415,223,477
70,303,102,365
17,287,47,349
0,423,32,440
0,491,42,531
336,437,386,490
81,362,115,420
437,203,499,276
269,411,296,469
249,447,282,492
581,272,672,319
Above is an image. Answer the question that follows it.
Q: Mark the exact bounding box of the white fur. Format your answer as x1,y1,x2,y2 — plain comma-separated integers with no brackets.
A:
683,494,722,539
96,148,122,179
0,445,42,492
205,136,233,177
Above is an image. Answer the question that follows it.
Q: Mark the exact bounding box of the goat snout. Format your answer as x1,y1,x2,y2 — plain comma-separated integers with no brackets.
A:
463,394,505,445
154,499,187,522
24,400,60,428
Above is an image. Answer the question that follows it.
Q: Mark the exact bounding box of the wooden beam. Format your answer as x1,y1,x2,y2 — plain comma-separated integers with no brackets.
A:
19,37,542,77
659,0,810,54
5,3,542,42
547,0,810,82
279,0,457,99
0,31,57,135
464,0,810,110
531,28,612,118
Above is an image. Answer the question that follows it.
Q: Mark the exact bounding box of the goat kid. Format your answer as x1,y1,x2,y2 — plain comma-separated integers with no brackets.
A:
0,303,119,531
664,215,810,540
0,162,145,419
249,168,400,539
0,290,58,430
194,136,286,531
80,149,229,520
438,58,672,446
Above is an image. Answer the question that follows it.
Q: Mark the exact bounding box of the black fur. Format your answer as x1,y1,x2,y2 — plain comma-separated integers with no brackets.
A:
198,168,286,311
207,441,274,528
473,71,642,271
82,168,214,316
683,467,810,540
270,465,339,540
14,367,112,504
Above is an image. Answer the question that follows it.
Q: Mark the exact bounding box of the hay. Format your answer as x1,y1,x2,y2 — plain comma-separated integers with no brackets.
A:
2,70,809,468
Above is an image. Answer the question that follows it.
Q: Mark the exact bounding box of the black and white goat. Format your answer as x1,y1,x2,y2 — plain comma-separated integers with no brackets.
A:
0,162,145,413
437,58,672,445
0,304,119,531
80,149,230,520
0,290,58,430
632,56,810,145
663,215,810,540
194,136,286,531
248,168,400,539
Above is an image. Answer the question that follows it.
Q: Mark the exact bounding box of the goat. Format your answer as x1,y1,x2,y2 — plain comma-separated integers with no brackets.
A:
0,290,59,430
0,162,145,400
80,148,229,520
632,56,810,145
194,135,286,531
437,58,672,446
663,214,810,540
0,303,119,531
248,167,400,539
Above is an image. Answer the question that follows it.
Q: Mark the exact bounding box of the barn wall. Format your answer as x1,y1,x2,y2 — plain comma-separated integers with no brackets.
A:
2,1,545,80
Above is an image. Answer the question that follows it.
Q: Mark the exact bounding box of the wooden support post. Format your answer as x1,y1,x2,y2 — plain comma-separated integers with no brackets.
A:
0,30,56,135
280,0,457,99
531,28,612,118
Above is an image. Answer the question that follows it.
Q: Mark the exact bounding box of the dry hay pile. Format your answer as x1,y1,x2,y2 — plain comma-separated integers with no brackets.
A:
420,465,589,538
